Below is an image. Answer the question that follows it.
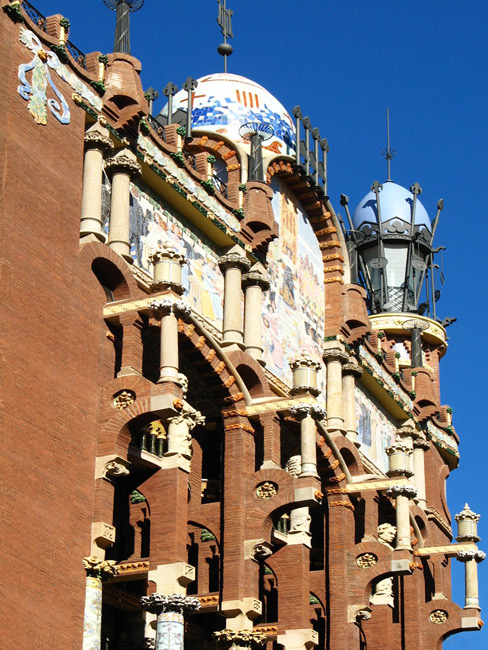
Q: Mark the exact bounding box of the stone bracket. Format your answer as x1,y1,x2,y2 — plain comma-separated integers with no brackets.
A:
346,477,410,493
220,597,262,624
294,486,321,506
415,543,478,558
276,628,319,650
147,562,195,594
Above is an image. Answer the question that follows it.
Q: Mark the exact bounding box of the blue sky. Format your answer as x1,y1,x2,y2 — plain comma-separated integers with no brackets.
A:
34,1,488,646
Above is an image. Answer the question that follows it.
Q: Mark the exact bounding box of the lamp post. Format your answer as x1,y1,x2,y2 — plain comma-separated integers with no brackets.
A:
103,0,144,55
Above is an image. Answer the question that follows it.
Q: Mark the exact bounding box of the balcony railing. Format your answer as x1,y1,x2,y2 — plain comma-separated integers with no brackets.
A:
66,40,87,69
22,0,47,31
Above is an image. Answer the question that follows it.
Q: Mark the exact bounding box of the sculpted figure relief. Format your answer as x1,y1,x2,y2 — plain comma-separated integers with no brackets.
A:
370,523,397,608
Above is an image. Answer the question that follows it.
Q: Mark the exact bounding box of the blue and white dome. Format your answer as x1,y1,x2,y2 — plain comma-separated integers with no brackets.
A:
353,181,432,234
161,73,296,156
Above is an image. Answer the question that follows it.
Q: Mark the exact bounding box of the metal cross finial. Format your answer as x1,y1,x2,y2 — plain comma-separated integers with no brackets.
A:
144,87,159,116
217,1,234,72
381,108,397,181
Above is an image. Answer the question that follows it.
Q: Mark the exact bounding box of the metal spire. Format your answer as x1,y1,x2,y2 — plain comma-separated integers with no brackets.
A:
381,108,397,181
103,0,144,55
217,0,234,73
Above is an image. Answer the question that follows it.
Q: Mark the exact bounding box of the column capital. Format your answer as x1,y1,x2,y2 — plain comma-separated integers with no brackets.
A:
413,436,430,451
386,484,418,500
212,629,267,649
105,150,142,179
82,556,118,580
322,346,349,364
218,252,251,273
148,298,191,319
290,404,327,421
456,550,486,563
140,593,201,615
149,243,186,266
84,126,113,154
242,270,270,290
342,361,363,377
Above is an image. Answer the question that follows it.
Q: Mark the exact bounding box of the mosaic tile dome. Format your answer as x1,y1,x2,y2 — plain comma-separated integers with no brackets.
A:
161,73,296,156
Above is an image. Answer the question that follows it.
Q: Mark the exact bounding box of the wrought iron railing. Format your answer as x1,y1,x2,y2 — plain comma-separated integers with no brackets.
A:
184,150,197,171
22,0,47,31
66,40,87,69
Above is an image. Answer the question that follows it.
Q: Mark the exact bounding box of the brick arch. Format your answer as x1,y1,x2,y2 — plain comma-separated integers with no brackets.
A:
186,132,242,206
77,240,138,301
225,350,273,398
96,317,249,457
187,520,221,550
267,158,345,287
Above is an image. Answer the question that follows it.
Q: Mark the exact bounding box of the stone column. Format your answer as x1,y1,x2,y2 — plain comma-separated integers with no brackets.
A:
323,342,349,432
411,434,430,509
218,249,251,346
213,629,267,650
166,409,206,460
341,360,362,446
242,265,270,362
80,123,113,241
149,299,190,385
456,550,486,610
386,485,418,550
105,149,142,262
81,557,118,650
289,404,327,478
150,243,186,295
141,594,200,650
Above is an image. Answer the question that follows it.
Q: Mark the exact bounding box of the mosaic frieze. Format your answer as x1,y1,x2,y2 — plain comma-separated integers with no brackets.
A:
358,345,414,411
129,181,224,329
262,178,326,391
137,134,241,234
355,383,397,473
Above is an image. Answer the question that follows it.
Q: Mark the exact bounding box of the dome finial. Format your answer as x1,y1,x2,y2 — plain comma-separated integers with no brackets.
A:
381,108,397,182
217,0,234,73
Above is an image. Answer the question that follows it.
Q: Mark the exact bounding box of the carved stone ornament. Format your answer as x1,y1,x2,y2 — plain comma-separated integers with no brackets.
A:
242,270,270,290
105,153,142,179
456,550,486,563
140,593,201,615
322,347,349,364
342,362,363,377
289,404,327,421
413,436,430,451
149,242,186,265
429,609,449,624
113,390,136,410
173,301,192,318
83,556,118,579
103,461,130,478
218,252,251,273
255,481,278,499
386,484,418,500
252,543,273,561
356,553,378,568
455,503,481,523
356,609,372,621
84,129,113,154
148,298,174,315
212,629,267,648
285,455,302,478
290,355,322,371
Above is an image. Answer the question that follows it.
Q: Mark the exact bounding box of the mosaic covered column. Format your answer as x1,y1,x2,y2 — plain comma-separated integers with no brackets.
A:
141,593,201,650
80,123,113,241
213,629,267,650
242,266,270,362
105,149,141,262
341,360,362,446
81,557,118,650
218,250,251,346
149,299,190,385
290,404,327,478
386,484,418,550
322,343,349,432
